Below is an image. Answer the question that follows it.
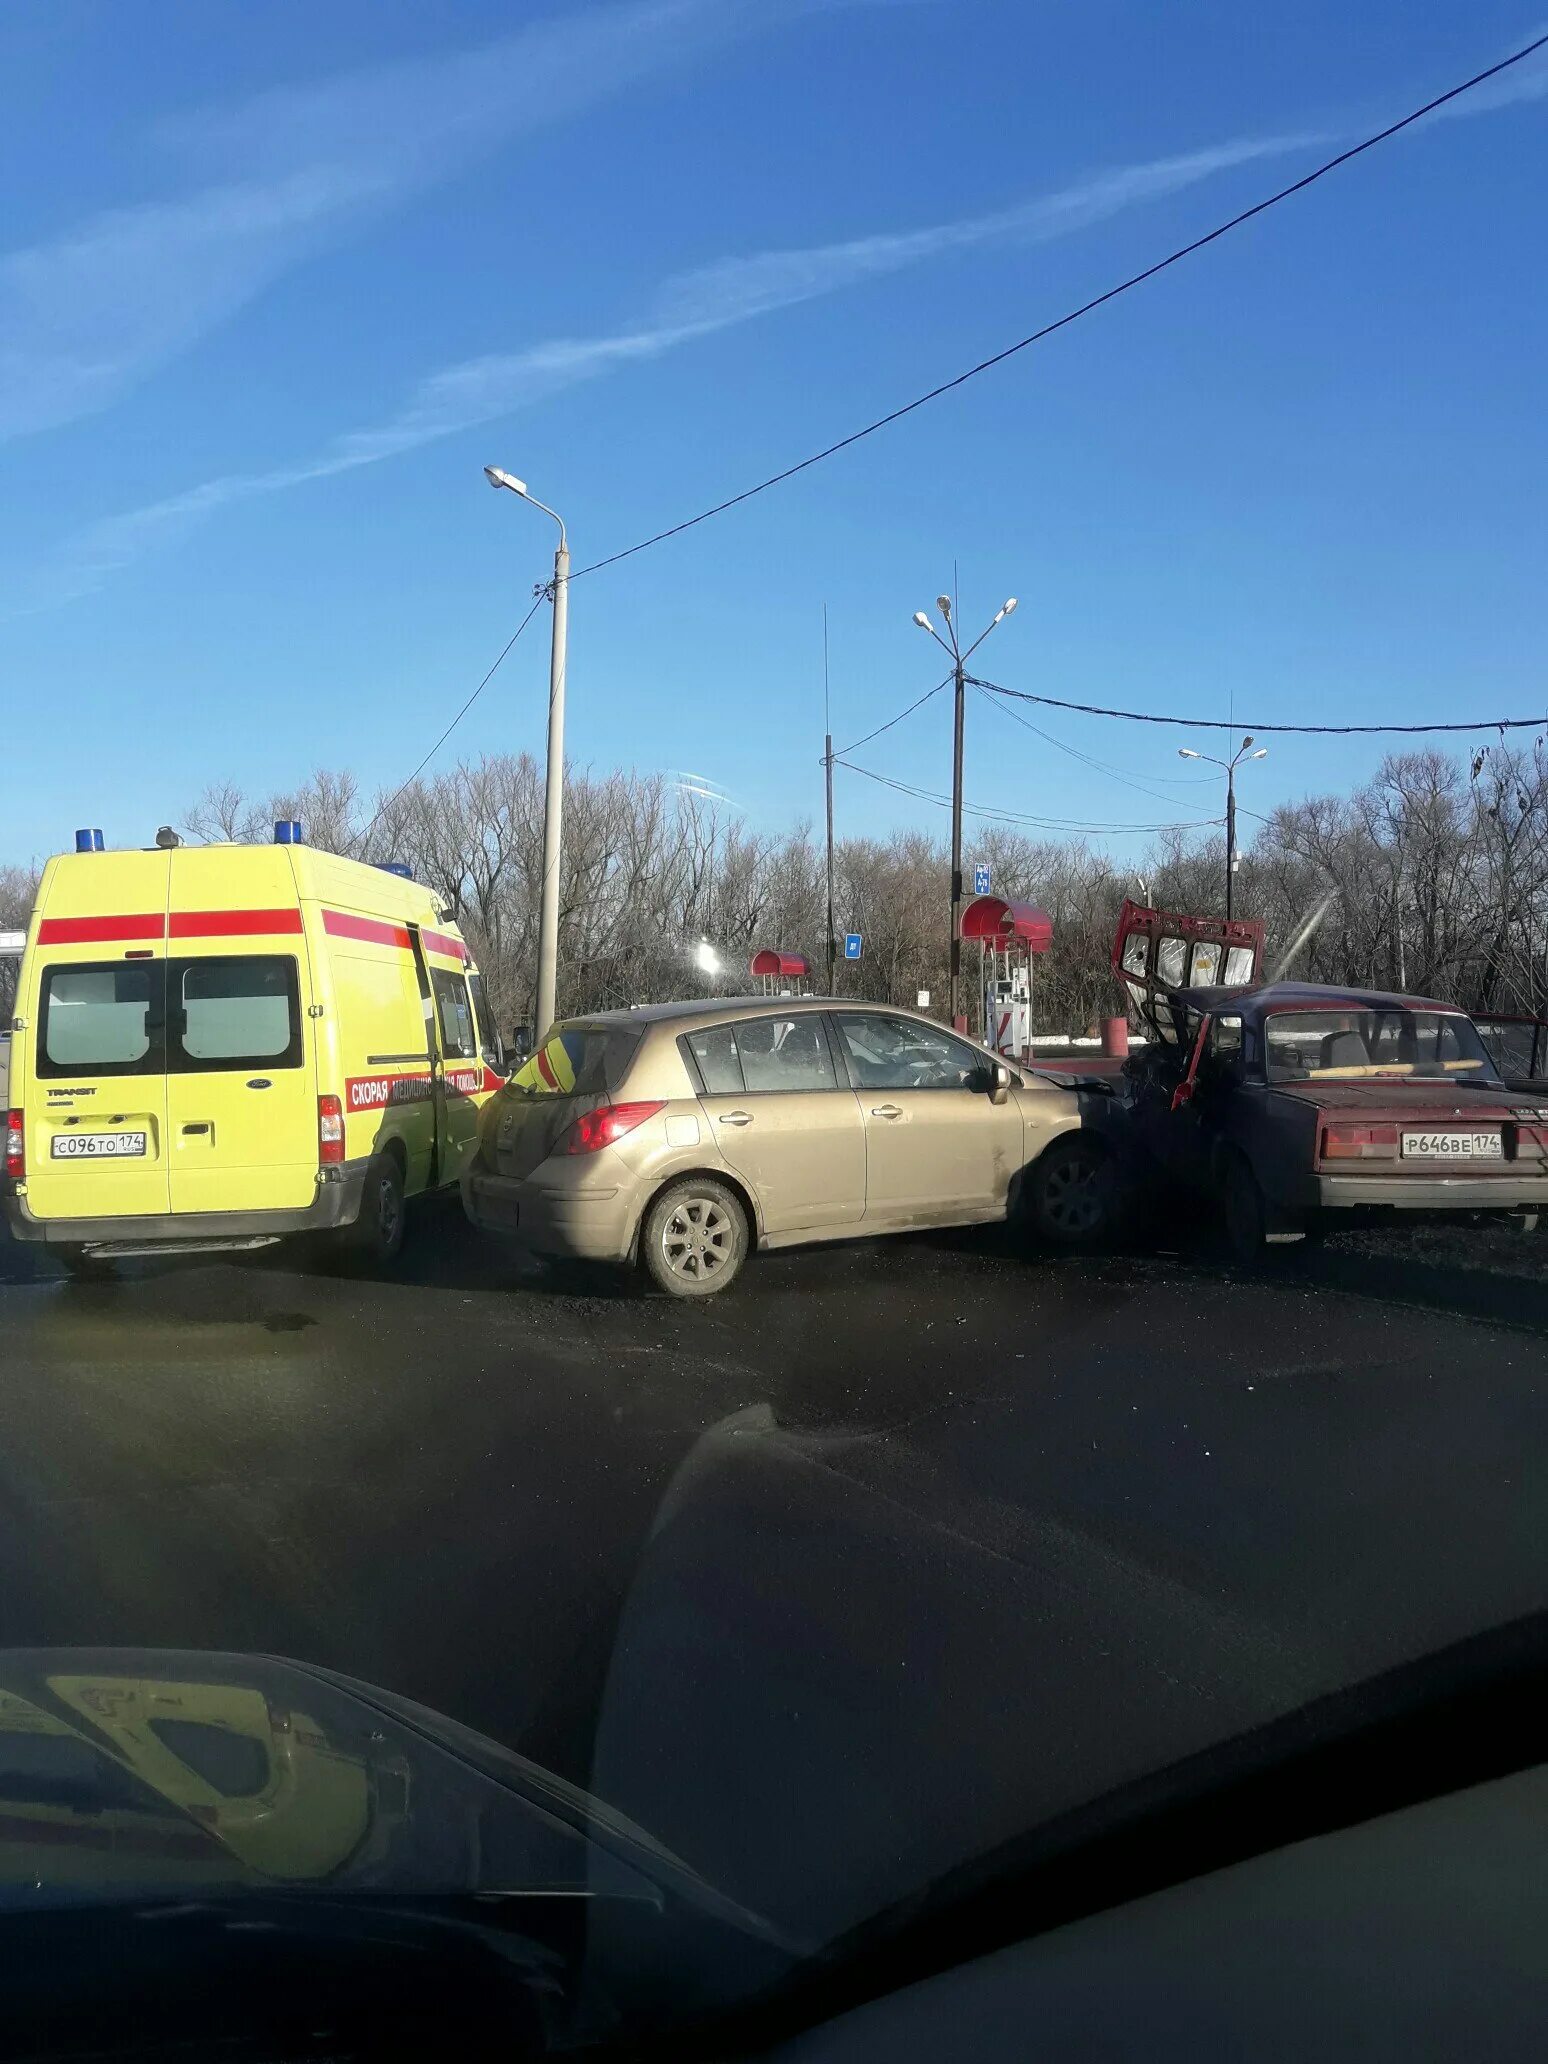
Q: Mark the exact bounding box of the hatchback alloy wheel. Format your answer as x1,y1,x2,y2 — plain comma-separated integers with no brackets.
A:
1032,1137,1115,1248
661,1195,733,1282
641,1175,749,1297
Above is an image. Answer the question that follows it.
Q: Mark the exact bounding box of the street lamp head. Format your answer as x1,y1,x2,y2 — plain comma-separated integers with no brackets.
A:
1240,734,1254,752
1001,597,1018,617
1249,748,1268,760
484,465,527,495
913,611,935,632
1178,747,1201,760
936,595,952,618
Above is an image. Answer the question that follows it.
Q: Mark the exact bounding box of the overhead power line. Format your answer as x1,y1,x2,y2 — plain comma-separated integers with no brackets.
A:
568,29,1548,583
969,675,1548,736
833,673,952,757
355,591,546,851
967,679,1219,805
835,756,1221,835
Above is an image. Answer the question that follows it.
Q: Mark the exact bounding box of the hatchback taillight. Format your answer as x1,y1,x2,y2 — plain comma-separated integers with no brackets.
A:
318,1095,345,1166
1320,1121,1399,1162
4,1110,23,1181
563,1100,664,1154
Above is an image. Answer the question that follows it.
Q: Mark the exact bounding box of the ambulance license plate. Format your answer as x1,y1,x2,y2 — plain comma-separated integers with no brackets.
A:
50,1132,147,1159
1400,1131,1502,1160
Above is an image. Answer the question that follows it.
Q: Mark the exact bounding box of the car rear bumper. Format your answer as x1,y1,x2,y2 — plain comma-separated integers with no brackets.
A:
461,1166,633,1262
1,1161,368,1251
1317,1173,1547,1211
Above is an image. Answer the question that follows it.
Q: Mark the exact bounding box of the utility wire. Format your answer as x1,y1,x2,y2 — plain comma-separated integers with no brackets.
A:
568,30,1548,583
967,679,1219,805
833,673,952,757
835,756,1221,834
968,674,1548,736
371,29,1546,828
355,591,546,851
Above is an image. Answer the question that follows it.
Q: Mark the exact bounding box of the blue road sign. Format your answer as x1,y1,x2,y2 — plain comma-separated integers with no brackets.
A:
973,863,992,896
844,933,862,960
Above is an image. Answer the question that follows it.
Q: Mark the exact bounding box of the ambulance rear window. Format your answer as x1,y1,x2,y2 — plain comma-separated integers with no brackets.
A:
171,956,302,1072
37,963,159,1078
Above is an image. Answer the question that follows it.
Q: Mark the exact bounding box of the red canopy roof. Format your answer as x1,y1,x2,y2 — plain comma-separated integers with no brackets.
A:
748,948,810,979
960,896,1053,951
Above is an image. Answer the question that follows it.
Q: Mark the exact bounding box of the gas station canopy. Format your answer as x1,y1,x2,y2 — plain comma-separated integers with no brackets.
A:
748,948,810,979
959,896,1053,952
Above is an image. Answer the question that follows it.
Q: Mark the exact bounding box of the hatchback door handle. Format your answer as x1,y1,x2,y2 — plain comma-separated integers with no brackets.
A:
871,1103,904,1119
718,1110,754,1127
181,1122,211,1136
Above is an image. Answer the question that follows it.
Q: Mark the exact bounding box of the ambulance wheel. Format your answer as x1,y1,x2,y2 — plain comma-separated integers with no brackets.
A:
350,1152,405,1266
640,1178,747,1298
56,1245,113,1282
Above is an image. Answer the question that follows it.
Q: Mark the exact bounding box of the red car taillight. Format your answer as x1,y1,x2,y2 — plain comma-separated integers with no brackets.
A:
318,1094,345,1166
563,1100,664,1154
4,1110,23,1181
1320,1121,1399,1162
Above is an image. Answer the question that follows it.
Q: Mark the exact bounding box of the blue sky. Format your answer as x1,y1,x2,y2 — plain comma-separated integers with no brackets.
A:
3,0,1545,868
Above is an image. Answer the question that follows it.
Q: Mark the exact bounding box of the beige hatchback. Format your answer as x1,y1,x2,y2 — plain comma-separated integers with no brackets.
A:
461,997,1116,1296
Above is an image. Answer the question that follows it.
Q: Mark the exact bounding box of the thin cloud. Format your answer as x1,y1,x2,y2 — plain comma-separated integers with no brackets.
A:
15,132,1322,612
0,0,824,443
12,47,1537,613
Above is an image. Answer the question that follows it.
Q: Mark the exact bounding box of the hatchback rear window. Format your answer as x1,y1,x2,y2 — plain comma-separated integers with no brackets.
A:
508,1024,641,1098
37,963,160,1078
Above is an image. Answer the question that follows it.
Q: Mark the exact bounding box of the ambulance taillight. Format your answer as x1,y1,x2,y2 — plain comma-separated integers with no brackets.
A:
4,1110,23,1181
317,1096,345,1166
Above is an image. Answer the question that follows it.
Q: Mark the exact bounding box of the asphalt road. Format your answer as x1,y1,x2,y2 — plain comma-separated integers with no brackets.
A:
1,1202,1545,1938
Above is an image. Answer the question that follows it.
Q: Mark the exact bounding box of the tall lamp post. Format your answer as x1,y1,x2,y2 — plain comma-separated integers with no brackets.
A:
485,465,568,1041
1178,735,1268,919
913,592,1017,1027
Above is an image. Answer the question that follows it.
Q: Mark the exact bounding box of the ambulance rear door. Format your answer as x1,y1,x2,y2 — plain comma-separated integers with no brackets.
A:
22,851,172,1222
162,849,318,1214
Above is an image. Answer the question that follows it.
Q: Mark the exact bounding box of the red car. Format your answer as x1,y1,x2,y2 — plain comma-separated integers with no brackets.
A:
1108,900,1548,1260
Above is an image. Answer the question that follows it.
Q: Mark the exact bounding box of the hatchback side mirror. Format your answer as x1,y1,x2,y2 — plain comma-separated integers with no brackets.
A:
990,1062,1011,1106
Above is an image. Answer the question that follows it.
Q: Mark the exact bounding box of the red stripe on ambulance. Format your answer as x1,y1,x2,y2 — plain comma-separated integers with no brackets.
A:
323,910,412,950
36,913,163,945
170,908,304,937
421,927,467,962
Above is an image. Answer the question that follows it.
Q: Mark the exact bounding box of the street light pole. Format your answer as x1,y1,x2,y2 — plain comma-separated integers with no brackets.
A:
914,592,1017,1028
1177,735,1268,921
485,466,568,1042
1225,760,1238,920
823,606,836,995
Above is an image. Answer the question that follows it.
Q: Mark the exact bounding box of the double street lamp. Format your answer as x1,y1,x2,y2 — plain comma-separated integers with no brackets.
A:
913,593,1017,1027
485,466,568,1043
1178,735,1268,920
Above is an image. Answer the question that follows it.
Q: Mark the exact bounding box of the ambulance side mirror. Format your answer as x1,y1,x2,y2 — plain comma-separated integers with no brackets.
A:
510,1025,532,1062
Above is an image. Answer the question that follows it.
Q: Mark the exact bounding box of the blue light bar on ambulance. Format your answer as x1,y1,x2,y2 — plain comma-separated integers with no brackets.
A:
74,828,105,852
374,861,413,879
273,820,304,845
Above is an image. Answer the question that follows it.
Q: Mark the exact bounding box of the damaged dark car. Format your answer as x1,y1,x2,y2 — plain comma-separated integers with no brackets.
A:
1104,900,1548,1261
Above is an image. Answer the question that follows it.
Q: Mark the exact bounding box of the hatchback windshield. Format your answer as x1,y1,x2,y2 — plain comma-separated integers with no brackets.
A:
1264,1009,1502,1084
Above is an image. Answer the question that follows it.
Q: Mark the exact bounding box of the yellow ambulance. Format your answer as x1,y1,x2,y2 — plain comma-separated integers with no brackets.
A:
2,824,504,1272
